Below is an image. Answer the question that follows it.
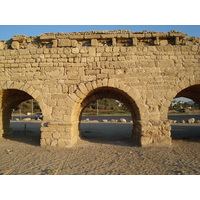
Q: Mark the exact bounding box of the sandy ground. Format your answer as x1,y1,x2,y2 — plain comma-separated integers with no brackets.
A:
0,122,200,175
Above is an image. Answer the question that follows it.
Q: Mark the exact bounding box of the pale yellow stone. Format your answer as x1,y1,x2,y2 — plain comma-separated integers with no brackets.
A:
11,41,20,50
0,30,198,148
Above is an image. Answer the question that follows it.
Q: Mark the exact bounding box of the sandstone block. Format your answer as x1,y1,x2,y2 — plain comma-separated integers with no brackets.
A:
32,90,41,99
12,35,26,42
101,34,116,38
58,39,71,47
89,47,96,56
51,54,60,58
71,40,78,47
53,132,60,139
75,89,84,98
45,138,51,145
112,38,116,46
0,42,4,50
69,93,80,102
91,39,98,46
79,83,88,94
19,49,30,55
41,131,52,138
11,41,20,50
132,37,137,46
86,82,93,91
102,78,108,86
81,58,87,63
101,69,115,74
52,40,57,48
84,34,100,39
154,37,160,45
80,48,88,54
51,140,58,146
40,33,55,40
81,75,97,82
65,98,75,107
40,138,46,146
96,47,105,53
140,136,152,146
57,139,71,147
72,48,79,54
160,40,168,46
105,47,112,52
108,78,115,87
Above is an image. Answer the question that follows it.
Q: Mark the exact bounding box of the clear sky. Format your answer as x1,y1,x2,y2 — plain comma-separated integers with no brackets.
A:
0,25,199,41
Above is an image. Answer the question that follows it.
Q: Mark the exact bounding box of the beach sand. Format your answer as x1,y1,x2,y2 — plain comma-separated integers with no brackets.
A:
0,122,199,175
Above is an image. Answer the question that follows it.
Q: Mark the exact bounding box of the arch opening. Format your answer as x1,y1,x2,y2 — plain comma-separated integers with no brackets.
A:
76,87,141,145
168,85,200,141
0,89,43,145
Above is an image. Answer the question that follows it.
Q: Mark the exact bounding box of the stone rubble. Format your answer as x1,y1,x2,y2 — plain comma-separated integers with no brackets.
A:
187,118,195,124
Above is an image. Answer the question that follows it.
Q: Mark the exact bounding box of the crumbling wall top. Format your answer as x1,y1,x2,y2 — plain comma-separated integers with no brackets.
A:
0,30,199,50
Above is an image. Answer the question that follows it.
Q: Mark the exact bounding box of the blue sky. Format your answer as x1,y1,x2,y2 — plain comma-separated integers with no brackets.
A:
0,25,199,40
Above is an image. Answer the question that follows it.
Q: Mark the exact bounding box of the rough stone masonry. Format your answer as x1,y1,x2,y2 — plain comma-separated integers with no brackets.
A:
0,30,199,147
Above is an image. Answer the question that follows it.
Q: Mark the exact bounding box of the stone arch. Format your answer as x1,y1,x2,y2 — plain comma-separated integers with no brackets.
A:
169,84,200,141
175,84,200,105
78,87,140,122
0,81,45,138
160,77,200,121
0,81,44,110
157,83,200,143
71,78,143,118
69,78,144,144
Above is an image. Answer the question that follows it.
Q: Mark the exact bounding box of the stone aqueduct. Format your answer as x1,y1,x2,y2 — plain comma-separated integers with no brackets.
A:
0,30,199,147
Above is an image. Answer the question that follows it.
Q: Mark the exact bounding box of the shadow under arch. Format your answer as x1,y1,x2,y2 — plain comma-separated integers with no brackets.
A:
0,88,43,146
74,86,142,144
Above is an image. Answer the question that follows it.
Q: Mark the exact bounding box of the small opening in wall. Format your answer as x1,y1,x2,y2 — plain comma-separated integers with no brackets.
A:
82,40,91,46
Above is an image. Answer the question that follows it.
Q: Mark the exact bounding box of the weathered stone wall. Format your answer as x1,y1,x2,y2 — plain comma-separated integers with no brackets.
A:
0,30,199,147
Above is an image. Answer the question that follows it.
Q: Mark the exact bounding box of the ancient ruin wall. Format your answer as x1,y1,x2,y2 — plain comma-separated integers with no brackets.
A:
0,30,199,147
0,30,199,50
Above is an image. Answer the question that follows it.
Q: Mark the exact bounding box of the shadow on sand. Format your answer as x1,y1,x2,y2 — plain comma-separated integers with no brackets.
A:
4,121,41,146
3,135,40,146
171,124,200,143
4,122,200,147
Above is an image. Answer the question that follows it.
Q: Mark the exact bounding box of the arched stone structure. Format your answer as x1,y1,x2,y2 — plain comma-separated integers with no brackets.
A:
0,30,199,147
161,83,200,121
176,85,200,104
72,79,143,144
0,81,47,137
1,89,33,136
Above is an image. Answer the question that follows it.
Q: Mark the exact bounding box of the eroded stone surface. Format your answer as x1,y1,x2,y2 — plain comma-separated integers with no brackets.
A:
0,30,199,147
